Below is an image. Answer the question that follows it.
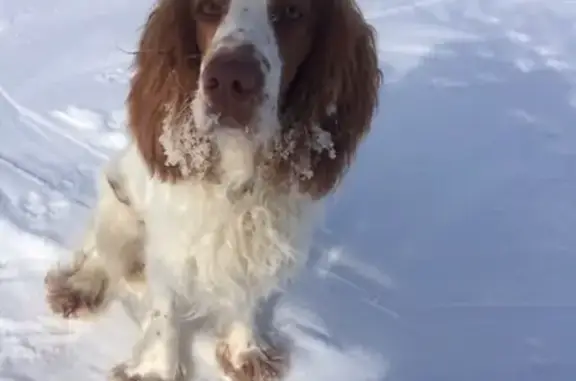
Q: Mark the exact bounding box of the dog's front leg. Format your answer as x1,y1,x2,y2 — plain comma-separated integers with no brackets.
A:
112,270,182,381
45,168,144,320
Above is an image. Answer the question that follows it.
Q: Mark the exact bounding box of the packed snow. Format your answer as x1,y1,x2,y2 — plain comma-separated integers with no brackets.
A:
1,0,576,380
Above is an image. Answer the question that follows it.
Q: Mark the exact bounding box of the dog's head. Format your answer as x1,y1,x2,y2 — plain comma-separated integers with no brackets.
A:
128,0,382,197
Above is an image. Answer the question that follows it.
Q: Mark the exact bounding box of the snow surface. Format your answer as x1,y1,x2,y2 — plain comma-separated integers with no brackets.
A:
1,0,576,380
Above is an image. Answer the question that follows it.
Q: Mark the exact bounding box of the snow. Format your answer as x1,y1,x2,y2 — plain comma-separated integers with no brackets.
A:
1,0,576,380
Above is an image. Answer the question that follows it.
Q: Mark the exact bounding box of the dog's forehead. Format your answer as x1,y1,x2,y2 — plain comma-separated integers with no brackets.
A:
219,0,313,22
212,0,275,48
227,0,268,14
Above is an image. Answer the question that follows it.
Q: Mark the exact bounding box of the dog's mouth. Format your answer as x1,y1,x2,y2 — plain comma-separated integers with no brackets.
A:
208,112,251,134
191,92,283,160
196,102,270,144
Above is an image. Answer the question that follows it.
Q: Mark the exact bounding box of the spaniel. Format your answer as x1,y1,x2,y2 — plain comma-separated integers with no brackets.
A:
45,0,382,380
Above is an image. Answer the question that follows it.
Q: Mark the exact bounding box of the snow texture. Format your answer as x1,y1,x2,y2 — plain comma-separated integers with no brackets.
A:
1,0,576,380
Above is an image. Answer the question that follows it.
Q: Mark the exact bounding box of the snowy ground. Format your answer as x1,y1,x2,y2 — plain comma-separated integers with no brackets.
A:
1,0,576,380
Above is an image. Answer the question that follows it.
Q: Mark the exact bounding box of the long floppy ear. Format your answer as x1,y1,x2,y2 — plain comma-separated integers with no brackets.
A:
127,0,200,181
282,0,383,198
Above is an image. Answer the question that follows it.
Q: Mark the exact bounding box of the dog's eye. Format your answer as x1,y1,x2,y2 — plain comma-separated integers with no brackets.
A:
197,0,226,19
270,5,304,24
283,5,303,20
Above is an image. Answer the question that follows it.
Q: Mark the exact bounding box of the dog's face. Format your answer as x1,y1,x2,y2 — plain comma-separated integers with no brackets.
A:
192,0,316,142
128,0,382,198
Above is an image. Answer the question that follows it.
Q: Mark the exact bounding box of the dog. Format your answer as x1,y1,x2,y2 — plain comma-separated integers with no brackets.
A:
45,1,382,380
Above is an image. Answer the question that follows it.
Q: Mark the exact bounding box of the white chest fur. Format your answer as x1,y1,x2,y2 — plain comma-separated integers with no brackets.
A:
116,145,318,319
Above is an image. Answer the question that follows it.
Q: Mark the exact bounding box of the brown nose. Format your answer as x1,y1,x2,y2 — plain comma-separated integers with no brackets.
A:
202,45,265,126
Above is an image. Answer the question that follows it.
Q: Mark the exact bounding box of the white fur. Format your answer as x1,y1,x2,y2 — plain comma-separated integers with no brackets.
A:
125,305,180,380
116,143,316,321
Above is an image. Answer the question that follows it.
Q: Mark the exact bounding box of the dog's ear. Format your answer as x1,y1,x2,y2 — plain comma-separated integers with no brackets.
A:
127,0,200,180
281,0,382,198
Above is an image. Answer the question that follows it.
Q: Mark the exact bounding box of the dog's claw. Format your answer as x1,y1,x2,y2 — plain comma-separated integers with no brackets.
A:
216,342,288,381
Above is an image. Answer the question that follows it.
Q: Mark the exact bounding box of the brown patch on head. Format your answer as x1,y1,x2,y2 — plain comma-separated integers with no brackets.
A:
272,0,383,198
268,0,317,96
193,0,229,54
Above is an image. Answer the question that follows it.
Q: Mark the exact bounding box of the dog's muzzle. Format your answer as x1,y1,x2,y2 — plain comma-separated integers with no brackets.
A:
202,44,265,128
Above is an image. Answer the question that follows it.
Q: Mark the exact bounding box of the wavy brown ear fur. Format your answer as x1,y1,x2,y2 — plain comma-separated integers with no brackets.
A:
281,0,383,198
127,0,200,180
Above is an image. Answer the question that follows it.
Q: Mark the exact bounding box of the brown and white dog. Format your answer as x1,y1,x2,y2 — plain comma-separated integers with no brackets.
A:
45,0,382,380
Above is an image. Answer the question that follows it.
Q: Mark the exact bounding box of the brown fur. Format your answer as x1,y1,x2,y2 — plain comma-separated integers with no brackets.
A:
277,0,382,198
128,0,201,181
128,0,382,198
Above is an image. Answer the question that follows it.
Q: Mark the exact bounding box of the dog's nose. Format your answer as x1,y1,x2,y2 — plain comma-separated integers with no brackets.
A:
202,45,264,126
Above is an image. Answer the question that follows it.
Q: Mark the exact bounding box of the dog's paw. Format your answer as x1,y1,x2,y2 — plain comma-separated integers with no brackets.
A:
109,364,163,381
216,342,288,381
44,264,109,319
109,363,184,381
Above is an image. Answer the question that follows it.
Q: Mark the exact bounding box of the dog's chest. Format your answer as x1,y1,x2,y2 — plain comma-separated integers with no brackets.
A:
145,180,246,265
143,178,315,305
